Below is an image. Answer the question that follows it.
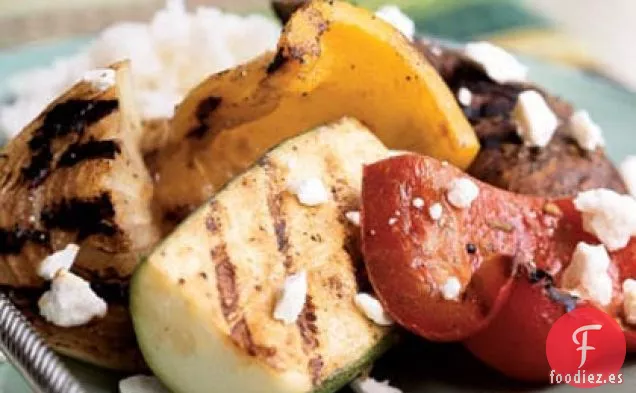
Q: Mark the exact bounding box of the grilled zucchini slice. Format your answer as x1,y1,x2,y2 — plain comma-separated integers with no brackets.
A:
131,118,394,393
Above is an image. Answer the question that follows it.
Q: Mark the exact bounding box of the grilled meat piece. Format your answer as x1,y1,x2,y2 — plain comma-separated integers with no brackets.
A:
0,62,160,370
417,40,627,198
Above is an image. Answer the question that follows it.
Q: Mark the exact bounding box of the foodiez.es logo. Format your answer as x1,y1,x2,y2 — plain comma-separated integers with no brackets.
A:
546,307,626,388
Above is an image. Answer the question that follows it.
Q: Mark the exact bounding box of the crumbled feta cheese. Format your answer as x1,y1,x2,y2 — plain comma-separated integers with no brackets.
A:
38,271,107,327
346,211,361,226
430,46,443,57
446,178,479,209
288,178,330,207
82,68,116,92
441,277,462,301
463,42,528,84
354,293,394,326
457,87,472,106
412,197,424,209
351,376,402,393
620,156,636,198
429,203,443,221
568,110,605,151
375,5,415,41
561,242,613,306
37,244,80,280
119,375,170,393
623,279,636,325
573,188,636,251
273,271,308,325
512,90,559,147
388,217,398,226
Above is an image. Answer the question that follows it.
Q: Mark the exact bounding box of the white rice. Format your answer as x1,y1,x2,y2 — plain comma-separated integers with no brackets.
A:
0,0,281,139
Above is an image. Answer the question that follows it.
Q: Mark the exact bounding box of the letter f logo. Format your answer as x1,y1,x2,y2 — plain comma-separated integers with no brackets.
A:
572,324,603,368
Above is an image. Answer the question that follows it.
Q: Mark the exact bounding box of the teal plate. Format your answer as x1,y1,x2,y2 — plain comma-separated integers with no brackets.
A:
1,37,636,393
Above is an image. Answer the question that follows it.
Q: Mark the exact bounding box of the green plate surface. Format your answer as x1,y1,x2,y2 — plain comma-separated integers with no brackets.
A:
1,28,636,393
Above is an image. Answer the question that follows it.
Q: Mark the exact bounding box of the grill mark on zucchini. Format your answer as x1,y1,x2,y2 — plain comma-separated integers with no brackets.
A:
207,201,276,360
230,318,277,358
213,244,239,322
261,158,324,385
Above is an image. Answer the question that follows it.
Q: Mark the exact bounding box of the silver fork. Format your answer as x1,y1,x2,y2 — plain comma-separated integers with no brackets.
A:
0,292,86,393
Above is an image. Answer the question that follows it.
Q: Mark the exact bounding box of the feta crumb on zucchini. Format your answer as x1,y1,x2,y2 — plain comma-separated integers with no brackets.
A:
288,177,330,206
274,271,308,325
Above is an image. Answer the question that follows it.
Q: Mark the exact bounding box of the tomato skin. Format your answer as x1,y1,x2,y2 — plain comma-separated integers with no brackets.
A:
361,155,636,350
362,155,537,341
464,273,573,382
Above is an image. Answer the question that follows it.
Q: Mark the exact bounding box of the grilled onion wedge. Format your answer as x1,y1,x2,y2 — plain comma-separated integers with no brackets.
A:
0,61,160,371
131,118,394,393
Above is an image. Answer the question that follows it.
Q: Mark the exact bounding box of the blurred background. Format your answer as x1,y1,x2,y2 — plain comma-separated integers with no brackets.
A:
0,0,635,90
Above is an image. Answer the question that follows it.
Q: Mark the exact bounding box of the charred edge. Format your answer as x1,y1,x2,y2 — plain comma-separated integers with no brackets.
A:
41,192,117,240
164,205,195,226
21,148,53,188
89,280,129,304
57,140,121,168
23,99,118,187
266,49,289,75
526,266,577,313
528,268,555,287
212,244,239,322
187,96,223,139
230,318,277,358
0,227,49,255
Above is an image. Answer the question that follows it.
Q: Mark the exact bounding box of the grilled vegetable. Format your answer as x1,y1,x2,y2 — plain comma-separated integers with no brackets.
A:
132,119,394,393
0,61,160,370
361,154,636,380
417,40,627,198
150,0,479,224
